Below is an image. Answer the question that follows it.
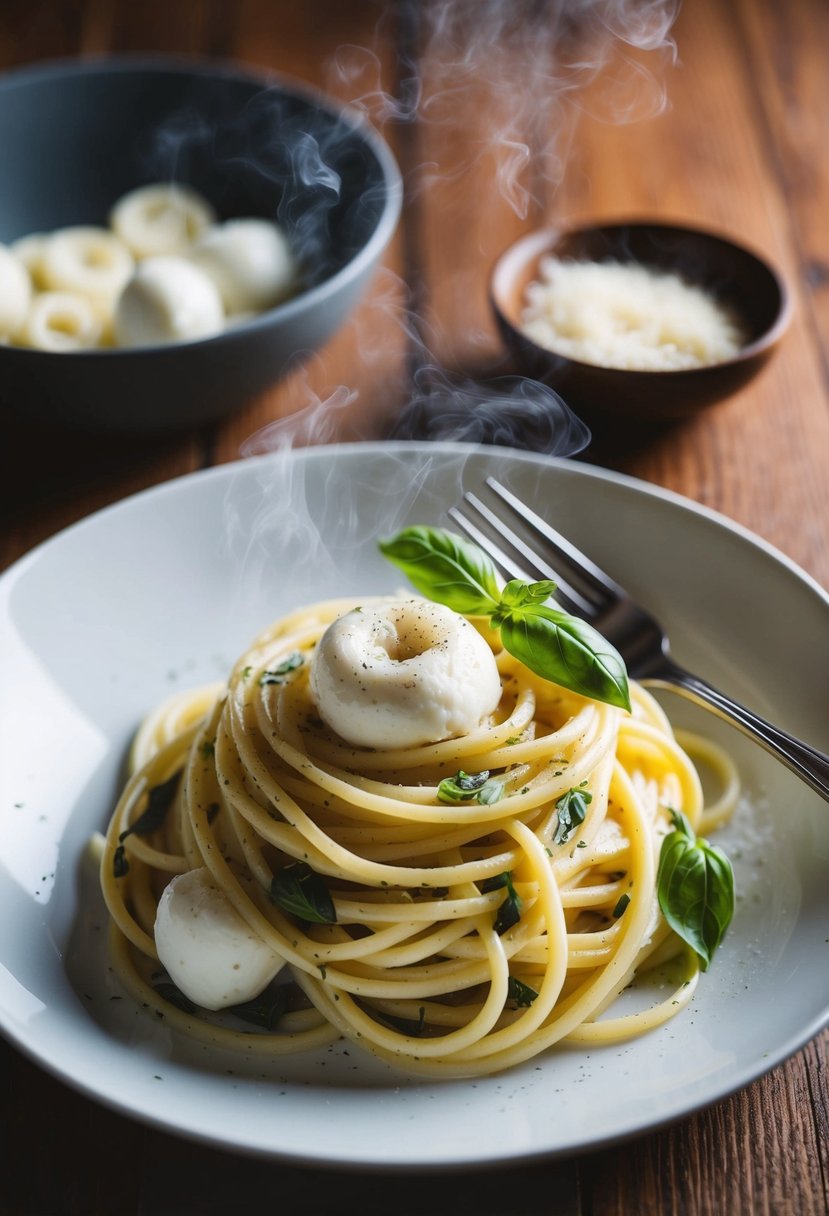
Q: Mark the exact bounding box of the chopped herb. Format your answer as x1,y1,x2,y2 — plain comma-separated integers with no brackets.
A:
375,1005,426,1037
153,979,195,1014
481,871,522,935
259,652,305,686
612,892,631,918
229,983,289,1030
437,769,490,803
553,786,593,845
507,976,538,1007
113,772,181,876
112,845,129,878
120,771,181,844
438,769,506,806
271,862,337,924
206,803,221,825
241,666,253,679
200,740,215,760
576,840,588,849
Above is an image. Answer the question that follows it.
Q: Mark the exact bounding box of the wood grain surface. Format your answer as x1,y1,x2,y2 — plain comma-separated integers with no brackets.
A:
1,1,827,1213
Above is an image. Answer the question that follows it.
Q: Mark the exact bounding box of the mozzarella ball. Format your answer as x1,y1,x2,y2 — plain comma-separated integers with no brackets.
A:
310,600,503,749
41,225,134,303
189,218,296,314
114,256,224,348
155,867,285,1011
9,234,48,290
18,291,104,352
0,244,32,338
110,183,216,259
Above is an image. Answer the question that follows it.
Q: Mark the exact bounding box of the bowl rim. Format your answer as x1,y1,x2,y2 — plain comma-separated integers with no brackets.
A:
0,53,403,358
490,217,794,377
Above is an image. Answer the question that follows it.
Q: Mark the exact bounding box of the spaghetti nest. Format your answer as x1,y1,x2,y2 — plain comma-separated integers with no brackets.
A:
100,597,738,1078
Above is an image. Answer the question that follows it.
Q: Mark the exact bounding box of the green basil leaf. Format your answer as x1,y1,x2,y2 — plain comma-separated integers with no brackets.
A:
496,603,631,711
115,770,181,876
481,871,522,935
378,527,502,615
553,786,593,845
437,769,490,803
507,976,538,1007
120,770,181,844
499,578,557,609
270,862,337,924
477,776,507,805
657,815,734,970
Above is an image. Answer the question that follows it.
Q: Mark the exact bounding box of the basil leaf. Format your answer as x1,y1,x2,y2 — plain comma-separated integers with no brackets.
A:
481,871,522,935
229,982,290,1030
507,976,538,1007
114,770,181,877
153,978,196,1014
497,604,631,711
259,652,305,685
378,527,502,615
657,812,734,970
553,786,593,845
437,769,490,803
270,862,337,924
477,776,507,805
120,770,181,843
499,578,557,609
374,1004,427,1037
438,769,509,806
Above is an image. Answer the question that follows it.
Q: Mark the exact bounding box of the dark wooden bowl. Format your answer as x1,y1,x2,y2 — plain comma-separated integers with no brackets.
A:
490,221,792,424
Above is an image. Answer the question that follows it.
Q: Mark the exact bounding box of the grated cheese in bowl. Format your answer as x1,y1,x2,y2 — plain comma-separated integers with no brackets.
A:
521,257,747,371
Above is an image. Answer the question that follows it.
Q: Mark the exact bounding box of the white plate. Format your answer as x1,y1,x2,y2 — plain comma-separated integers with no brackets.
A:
1,441,827,1169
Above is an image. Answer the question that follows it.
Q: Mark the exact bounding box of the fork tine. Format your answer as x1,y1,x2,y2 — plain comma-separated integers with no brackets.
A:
484,476,626,606
448,495,592,617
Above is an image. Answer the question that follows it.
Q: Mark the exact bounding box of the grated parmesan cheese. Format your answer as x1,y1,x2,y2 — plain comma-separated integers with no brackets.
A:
521,257,746,371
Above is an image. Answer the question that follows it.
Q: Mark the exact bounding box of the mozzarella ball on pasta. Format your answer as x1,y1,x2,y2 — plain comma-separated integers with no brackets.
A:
189,218,296,314
114,255,224,347
18,290,104,352
155,867,285,1011
41,225,134,303
0,244,32,338
110,183,216,259
310,600,503,749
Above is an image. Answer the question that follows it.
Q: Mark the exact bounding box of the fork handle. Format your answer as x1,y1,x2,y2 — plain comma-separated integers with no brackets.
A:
643,658,829,803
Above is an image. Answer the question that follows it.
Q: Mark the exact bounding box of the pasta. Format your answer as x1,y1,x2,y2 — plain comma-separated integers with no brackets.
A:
100,595,738,1078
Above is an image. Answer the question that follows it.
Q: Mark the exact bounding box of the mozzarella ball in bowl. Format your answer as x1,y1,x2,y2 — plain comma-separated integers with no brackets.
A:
110,182,216,259
115,255,224,347
190,218,297,314
310,599,503,749
40,225,134,304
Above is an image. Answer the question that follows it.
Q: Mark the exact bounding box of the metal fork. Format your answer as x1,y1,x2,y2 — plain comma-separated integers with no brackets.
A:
449,476,829,803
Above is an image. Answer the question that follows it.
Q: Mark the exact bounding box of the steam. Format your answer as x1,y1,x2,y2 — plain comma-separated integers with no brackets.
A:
331,0,678,218
216,0,681,626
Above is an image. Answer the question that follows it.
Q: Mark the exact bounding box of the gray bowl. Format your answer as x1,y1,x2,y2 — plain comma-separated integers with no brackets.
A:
0,57,402,432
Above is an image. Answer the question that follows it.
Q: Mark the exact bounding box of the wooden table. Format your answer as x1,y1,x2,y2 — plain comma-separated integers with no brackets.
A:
1,1,827,1212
